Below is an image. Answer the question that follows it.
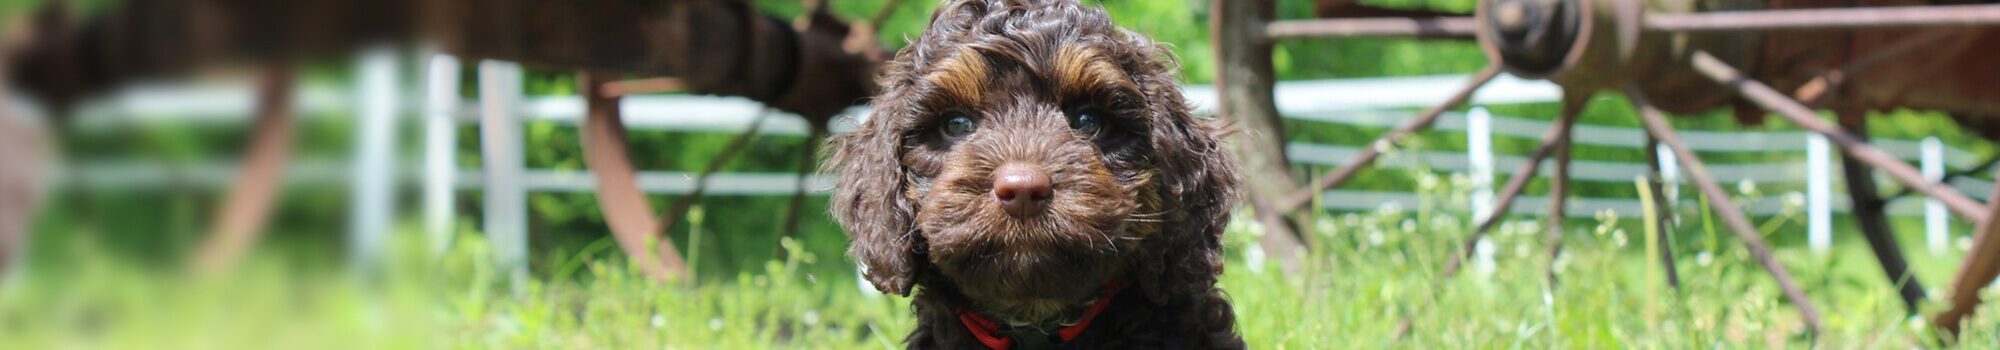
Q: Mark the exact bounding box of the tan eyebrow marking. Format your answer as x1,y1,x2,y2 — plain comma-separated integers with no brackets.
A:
924,47,989,105
1054,46,1137,99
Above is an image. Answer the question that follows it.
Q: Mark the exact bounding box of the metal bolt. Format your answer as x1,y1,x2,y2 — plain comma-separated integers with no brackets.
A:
1495,0,1532,36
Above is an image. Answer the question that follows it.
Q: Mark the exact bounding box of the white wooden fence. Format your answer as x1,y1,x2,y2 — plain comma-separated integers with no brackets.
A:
56,54,1997,277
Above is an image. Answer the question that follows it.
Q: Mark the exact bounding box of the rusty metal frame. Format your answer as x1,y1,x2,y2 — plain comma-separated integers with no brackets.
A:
1230,0,2000,340
1644,4,2000,32
1267,4,2000,40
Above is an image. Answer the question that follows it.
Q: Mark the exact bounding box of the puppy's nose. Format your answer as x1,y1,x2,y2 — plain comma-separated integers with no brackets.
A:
991,164,1053,218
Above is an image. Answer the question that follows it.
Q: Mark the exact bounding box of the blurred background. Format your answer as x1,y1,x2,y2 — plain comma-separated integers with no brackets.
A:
3,0,2000,348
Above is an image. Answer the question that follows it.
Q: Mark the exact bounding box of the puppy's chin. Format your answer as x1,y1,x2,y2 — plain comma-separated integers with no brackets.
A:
932,232,1118,324
918,202,1129,323
937,238,1111,294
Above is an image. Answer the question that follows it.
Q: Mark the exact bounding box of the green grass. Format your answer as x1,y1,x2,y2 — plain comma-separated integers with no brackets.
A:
10,177,2000,349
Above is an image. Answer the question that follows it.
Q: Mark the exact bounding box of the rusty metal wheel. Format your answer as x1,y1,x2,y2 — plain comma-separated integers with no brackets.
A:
1222,0,2000,337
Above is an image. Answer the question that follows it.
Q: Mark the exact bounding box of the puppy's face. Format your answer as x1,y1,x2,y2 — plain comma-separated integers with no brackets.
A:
908,41,1161,318
829,0,1236,326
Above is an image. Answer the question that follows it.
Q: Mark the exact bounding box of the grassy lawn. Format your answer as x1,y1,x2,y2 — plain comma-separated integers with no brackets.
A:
9,178,2000,349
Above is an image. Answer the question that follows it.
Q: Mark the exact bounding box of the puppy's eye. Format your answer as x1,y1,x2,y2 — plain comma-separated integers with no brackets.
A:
942,115,977,137
1069,110,1105,137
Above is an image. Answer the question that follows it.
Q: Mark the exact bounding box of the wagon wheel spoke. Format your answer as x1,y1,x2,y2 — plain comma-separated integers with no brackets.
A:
1689,51,1988,222
191,63,295,274
1278,65,1504,212
1539,94,1587,287
1626,82,1823,336
1439,92,1581,280
1886,154,2000,201
1832,110,1928,313
1936,171,2000,336
780,126,828,241
578,71,689,283
1637,133,1682,290
656,110,770,246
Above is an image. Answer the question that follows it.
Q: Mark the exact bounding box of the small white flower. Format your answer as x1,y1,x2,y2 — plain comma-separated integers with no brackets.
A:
1378,202,1405,217
709,318,725,331
1450,173,1473,189
803,310,821,326
1696,251,1714,266
1246,245,1268,274
651,315,666,329
1373,139,1398,155
1907,315,1928,332
1784,191,1806,208
1959,236,1975,252
1738,179,1757,195
1432,215,1458,229
1515,243,1531,258
1369,231,1385,246
1419,174,1440,190
1400,219,1417,232
1612,229,1629,248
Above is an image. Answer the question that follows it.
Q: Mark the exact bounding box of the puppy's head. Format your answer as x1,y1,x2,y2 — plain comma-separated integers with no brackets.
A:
828,0,1237,325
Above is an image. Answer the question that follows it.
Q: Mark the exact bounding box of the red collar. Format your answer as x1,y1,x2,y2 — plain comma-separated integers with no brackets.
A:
955,283,1129,350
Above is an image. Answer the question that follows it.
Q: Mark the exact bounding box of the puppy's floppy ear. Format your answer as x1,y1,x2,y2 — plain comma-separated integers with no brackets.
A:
826,111,923,296
1125,35,1242,304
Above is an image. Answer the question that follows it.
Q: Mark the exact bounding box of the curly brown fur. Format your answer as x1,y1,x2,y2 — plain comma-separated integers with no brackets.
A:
825,1,1243,348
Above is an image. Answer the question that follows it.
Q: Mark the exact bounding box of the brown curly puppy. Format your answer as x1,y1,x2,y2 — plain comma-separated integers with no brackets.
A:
826,0,1244,348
